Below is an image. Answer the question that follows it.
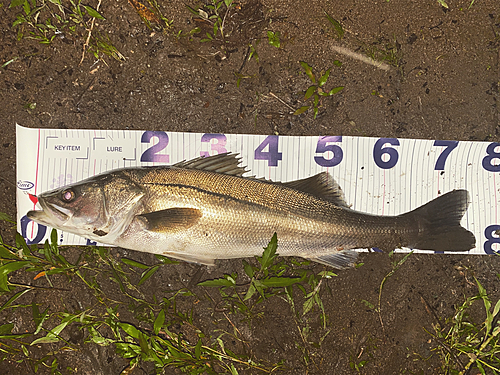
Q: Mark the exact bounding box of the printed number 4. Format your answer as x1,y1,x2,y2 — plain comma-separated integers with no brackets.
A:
255,135,282,167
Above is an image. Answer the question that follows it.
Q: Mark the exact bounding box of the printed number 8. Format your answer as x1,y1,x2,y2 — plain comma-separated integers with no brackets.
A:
484,225,500,254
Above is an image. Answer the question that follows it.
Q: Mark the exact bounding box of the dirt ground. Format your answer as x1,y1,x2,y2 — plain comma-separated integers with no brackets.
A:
1,0,500,374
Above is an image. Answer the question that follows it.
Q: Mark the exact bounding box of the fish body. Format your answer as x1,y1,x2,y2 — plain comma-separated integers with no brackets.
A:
27,153,476,268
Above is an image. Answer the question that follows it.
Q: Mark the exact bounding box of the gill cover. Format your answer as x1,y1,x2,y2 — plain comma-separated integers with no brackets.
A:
27,171,145,240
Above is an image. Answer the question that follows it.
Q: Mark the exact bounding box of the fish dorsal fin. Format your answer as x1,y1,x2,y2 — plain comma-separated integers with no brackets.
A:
137,208,202,233
283,173,350,208
173,153,248,176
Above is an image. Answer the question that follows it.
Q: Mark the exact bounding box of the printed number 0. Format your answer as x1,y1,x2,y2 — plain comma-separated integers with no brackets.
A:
373,138,399,169
482,143,500,172
20,215,47,245
484,225,500,254
314,136,343,167
140,131,169,163
200,134,227,156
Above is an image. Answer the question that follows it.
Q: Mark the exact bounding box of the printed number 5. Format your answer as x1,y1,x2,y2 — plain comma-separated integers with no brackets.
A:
314,136,343,167
140,131,169,163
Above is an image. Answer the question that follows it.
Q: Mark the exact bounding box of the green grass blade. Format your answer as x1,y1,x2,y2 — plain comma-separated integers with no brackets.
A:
324,11,344,39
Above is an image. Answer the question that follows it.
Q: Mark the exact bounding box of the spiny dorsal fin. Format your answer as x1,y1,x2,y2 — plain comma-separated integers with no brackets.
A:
283,173,350,208
173,153,248,176
138,208,202,233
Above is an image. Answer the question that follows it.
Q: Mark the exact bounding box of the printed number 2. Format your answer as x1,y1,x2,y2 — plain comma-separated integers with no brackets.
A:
140,131,169,163
314,136,343,167
434,140,458,170
373,138,399,169
254,135,282,167
484,225,500,254
482,143,500,172
200,134,227,156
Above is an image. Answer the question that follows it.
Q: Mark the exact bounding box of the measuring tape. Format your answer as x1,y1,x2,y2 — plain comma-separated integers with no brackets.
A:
15,125,500,255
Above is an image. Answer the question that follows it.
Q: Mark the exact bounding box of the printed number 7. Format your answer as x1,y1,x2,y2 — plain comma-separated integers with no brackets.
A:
434,140,458,170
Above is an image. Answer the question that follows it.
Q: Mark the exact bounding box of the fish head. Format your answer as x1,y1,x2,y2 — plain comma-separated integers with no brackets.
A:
27,172,145,241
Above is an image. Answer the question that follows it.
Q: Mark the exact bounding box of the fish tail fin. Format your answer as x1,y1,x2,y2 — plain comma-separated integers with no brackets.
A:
402,189,475,252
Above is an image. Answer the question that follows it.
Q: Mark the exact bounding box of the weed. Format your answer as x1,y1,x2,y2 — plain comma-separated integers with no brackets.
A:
200,234,336,371
128,0,173,31
8,0,124,62
324,10,344,40
294,61,344,119
267,31,280,48
0,217,288,373
428,277,500,374
362,36,403,70
186,0,235,44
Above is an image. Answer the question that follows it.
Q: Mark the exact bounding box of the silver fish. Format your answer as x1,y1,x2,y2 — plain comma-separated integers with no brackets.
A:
27,153,475,268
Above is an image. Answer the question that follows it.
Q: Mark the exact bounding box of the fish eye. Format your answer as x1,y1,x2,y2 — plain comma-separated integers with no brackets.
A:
61,189,75,202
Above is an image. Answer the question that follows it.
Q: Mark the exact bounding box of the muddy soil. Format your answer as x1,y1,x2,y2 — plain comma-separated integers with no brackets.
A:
1,0,500,374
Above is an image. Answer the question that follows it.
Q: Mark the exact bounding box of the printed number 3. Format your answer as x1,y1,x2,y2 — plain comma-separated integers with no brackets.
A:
200,134,227,156
140,131,169,163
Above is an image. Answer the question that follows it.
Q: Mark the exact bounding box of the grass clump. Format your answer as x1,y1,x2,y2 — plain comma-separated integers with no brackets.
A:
8,0,125,62
294,61,344,119
428,276,500,374
0,215,337,373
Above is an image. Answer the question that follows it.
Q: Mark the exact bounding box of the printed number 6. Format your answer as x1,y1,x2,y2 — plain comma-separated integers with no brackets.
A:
314,136,343,167
140,131,169,163
373,138,399,169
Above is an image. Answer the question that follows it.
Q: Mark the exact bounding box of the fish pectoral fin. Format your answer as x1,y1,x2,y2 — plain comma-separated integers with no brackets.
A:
283,173,350,208
307,250,358,269
137,208,202,233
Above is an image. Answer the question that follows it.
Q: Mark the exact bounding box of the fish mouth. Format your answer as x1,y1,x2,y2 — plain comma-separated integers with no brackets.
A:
27,199,72,226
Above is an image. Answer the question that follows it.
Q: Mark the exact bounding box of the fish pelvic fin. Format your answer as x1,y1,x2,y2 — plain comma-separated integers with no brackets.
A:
306,249,358,269
283,173,350,208
138,208,202,233
402,189,475,252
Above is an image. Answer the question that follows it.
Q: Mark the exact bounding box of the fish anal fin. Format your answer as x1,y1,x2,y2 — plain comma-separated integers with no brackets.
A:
307,250,358,269
173,152,248,176
138,208,202,233
283,173,350,208
162,251,215,266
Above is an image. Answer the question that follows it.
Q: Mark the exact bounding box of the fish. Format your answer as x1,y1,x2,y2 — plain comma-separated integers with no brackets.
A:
27,153,476,268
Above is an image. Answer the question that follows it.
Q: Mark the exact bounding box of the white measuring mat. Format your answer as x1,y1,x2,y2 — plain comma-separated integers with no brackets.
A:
15,124,500,255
